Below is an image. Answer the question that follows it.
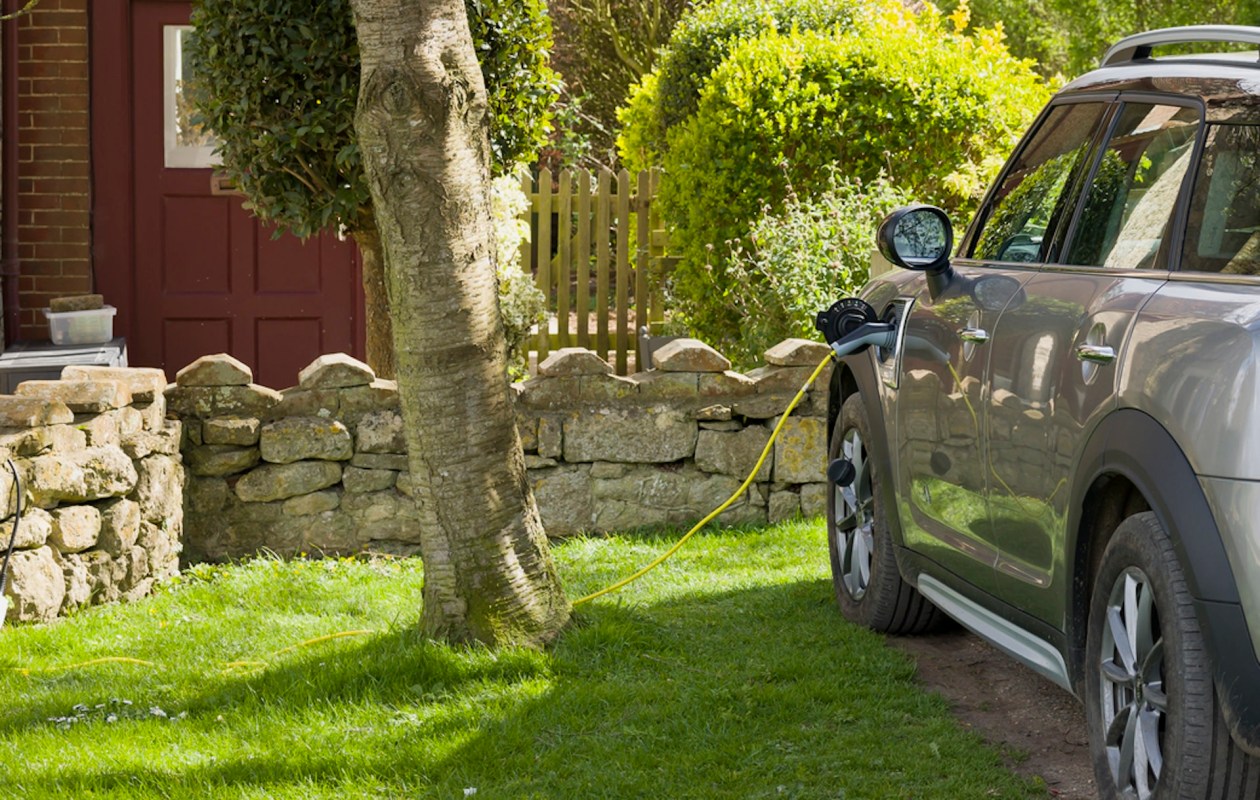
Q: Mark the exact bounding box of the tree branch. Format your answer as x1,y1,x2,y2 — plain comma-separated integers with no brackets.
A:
0,0,40,22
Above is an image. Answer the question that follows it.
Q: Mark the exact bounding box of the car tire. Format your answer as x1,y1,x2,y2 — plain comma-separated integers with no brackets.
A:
1085,511,1260,799
827,393,943,634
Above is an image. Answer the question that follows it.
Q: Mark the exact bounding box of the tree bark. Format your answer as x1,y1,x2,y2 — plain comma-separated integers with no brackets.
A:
351,217,395,379
349,0,570,646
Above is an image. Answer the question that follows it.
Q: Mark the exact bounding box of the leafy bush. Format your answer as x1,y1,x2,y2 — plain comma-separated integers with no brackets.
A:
490,175,547,377
187,0,558,238
617,0,859,173
660,1,1050,352
721,176,911,366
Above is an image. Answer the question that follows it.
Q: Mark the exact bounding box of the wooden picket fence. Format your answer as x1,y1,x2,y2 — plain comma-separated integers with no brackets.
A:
519,168,673,375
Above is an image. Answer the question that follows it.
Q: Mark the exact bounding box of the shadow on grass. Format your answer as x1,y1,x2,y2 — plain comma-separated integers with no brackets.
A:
9,577,1043,799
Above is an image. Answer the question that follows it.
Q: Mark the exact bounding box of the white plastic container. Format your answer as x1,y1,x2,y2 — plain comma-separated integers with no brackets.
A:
44,305,117,346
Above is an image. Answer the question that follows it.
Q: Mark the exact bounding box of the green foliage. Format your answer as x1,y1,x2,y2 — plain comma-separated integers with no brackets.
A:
186,0,558,238
660,2,1050,353
490,174,547,377
617,0,860,173
722,176,912,365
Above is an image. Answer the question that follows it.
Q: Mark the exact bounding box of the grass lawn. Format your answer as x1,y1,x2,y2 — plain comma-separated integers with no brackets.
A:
0,519,1045,798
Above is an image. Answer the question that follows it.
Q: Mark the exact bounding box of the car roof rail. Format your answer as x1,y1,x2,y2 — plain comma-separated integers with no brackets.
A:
1103,25,1260,67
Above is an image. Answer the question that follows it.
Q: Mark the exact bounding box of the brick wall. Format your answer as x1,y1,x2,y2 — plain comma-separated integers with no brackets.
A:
14,0,92,339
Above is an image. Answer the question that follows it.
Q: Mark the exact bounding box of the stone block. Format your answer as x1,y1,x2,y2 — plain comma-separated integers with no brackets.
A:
298,353,376,389
16,380,132,413
1,506,52,550
3,546,65,622
55,550,92,611
696,404,731,422
800,483,827,517
133,454,185,523
350,452,409,471
76,412,120,447
652,339,731,372
235,461,343,502
187,445,260,477
589,461,627,479
731,394,795,420
25,446,138,507
773,417,827,484
98,498,141,556
746,364,829,395
695,426,773,481
699,371,757,399
524,455,558,469
769,491,801,524
516,413,539,452
339,380,400,416
260,417,353,463
538,417,563,459
580,374,639,403
138,521,181,580
122,422,183,460
0,424,85,457
49,505,100,553
165,384,282,419
62,366,168,403
529,464,592,536
394,471,415,497
135,398,167,432
282,490,342,516
516,376,581,410
203,417,261,446
0,397,73,428
538,348,613,376
630,371,698,401
84,550,125,606
343,467,397,493
765,338,831,367
563,406,697,463
187,476,230,515
276,388,340,418
700,420,743,432
355,410,405,454
176,353,252,387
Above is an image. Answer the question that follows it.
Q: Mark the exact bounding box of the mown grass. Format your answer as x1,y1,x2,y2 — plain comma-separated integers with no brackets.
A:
0,520,1045,798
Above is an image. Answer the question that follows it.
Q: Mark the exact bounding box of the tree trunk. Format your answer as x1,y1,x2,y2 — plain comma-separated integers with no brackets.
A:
349,0,571,646
351,218,395,379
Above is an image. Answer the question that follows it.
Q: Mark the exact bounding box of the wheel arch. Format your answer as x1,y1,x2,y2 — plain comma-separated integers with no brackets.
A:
1067,408,1260,754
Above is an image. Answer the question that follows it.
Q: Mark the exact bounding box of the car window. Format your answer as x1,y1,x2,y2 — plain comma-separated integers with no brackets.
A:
1064,103,1199,270
1180,124,1260,275
971,102,1106,264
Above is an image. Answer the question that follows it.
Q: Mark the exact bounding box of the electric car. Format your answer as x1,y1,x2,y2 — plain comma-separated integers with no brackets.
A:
820,26,1260,799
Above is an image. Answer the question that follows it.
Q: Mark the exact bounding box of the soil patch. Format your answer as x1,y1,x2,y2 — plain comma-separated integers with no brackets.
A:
889,629,1096,798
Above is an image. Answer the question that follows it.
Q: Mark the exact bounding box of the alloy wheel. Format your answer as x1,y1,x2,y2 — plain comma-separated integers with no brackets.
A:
833,427,875,600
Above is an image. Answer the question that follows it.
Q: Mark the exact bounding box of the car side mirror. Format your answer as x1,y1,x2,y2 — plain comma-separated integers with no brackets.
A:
877,205,956,299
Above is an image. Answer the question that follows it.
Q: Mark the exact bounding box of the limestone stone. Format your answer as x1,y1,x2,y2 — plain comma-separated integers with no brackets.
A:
773,417,827,483
135,397,168,432
0,506,52,550
297,513,358,554
765,338,832,367
339,380,400,416
276,388,340,418
49,505,100,552
76,412,120,446
652,339,731,373
746,365,827,395
283,490,342,516
350,452,409,471
55,550,92,611
16,379,131,412
355,410,405,454
0,397,73,428
580,374,639,402
592,464,762,529
0,424,86,457
122,423,182,460
800,482,827,517
538,417,563,459
26,446,137,507
187,445,260,477
529,465,592,536
98,498,141,556
700,420,743,432
731,394,795,419
589,461,627,479
695,426,773,481
175,353,252,386
516,376,580,411
183,418,203,447
394,471,415,497
260,417,353,463
538,348,613,377
699,371,756,399
298,353,376,389
3,546,64,622
630,371,698,401
343,467,397,493
235,461,343,502
165,384,282,418
133,455,184,523
696,404,731,422
563,406,697,463
138,521,181,580
524,455,558,469
517,413,539,451
203,417,261,446
83,550,125,606
61,366,168,402
769,491,801,524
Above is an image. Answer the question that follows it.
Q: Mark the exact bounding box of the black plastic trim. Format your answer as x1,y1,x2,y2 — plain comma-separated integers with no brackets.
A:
1068,409,1260,753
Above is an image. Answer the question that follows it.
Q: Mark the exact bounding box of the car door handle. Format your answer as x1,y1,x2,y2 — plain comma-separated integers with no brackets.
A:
959,327,989,344
1075,344,1116,364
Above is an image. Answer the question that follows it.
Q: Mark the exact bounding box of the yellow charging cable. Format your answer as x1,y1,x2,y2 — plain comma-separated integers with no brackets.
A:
573,351,835,606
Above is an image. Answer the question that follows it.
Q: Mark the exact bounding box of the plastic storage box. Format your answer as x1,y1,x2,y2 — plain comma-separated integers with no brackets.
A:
44,306,117,345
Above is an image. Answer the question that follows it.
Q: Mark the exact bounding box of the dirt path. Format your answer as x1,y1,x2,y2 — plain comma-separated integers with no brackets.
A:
889,629,1096,798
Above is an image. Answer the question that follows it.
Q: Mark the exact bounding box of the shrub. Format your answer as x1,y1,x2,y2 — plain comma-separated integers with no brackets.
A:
661,1,1050,353
617,0,859,173
490,175,547,377
720,176,911,366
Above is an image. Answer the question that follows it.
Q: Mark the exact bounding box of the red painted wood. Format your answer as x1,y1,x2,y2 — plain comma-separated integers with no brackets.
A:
92,1,364,389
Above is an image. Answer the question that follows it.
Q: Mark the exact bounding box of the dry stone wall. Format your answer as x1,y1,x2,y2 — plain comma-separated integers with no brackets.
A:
0,366,184,624
176,339,835,562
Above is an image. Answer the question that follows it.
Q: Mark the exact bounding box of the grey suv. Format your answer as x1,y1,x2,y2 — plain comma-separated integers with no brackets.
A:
823,25,1260,800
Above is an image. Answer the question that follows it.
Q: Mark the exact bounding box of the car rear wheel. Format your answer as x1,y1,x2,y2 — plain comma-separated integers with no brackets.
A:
1086,511,1260,799
827,394,943,634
